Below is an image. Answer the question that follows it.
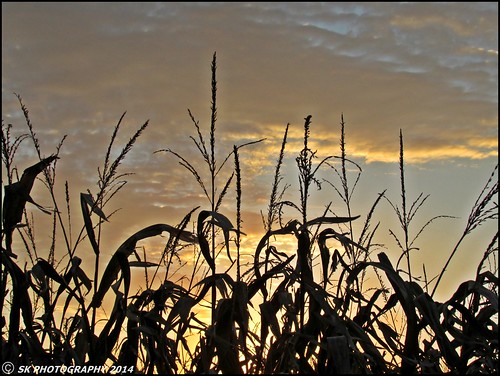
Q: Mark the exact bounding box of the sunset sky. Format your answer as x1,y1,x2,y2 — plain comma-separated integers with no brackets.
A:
2,2,498,302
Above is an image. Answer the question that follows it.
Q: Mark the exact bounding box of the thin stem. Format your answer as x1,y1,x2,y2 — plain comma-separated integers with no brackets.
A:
340,114,356,261
234,145,242,282
210,52,217,327
399,129,412,282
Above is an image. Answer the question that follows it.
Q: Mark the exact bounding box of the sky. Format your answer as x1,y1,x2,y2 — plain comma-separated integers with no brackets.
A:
2,2,498,302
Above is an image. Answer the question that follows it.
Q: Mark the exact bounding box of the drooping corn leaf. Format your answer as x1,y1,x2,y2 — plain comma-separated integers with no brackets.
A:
305,214,360,227
318,229,331,288
414,292,462,369
197,210,215,272
248,254,295,299
33,258,66,285
193,273,235,304
165,296,196,332
129,261,159,268
2,155,57,231
345,318,388,374
347,252,419,374
353,288,386,327
2,251,37,347
375,319,405,358
91,223,195,308
253,220,299,281
80,192,100,256
95,290,126,365
200,210,241,265
80,192,108,221
75,266,93,293
449,279,498,312
260,300,281,338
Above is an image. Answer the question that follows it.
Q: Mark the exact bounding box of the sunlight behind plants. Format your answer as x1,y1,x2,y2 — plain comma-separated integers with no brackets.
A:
1,53,498,374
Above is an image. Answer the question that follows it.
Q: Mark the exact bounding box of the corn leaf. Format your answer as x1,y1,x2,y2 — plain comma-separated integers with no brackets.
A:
33,258,66,285
80,192,100,256
306,214,360,227
260,300,281,338
81,192,108,221
197,210,215,272
91,223,194,308
129,261,159,268
253,220,299,281
2,155,57,230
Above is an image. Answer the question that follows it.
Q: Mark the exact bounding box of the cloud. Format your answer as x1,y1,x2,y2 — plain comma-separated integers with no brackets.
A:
3,2,497,165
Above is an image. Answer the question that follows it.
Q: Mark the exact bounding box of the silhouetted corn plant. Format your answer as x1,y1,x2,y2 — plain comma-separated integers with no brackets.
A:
432,164,498,298
155,53,263,372
385,130,451,287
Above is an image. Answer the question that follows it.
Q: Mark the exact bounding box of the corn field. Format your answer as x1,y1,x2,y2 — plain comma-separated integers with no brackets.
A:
1,53,498,374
